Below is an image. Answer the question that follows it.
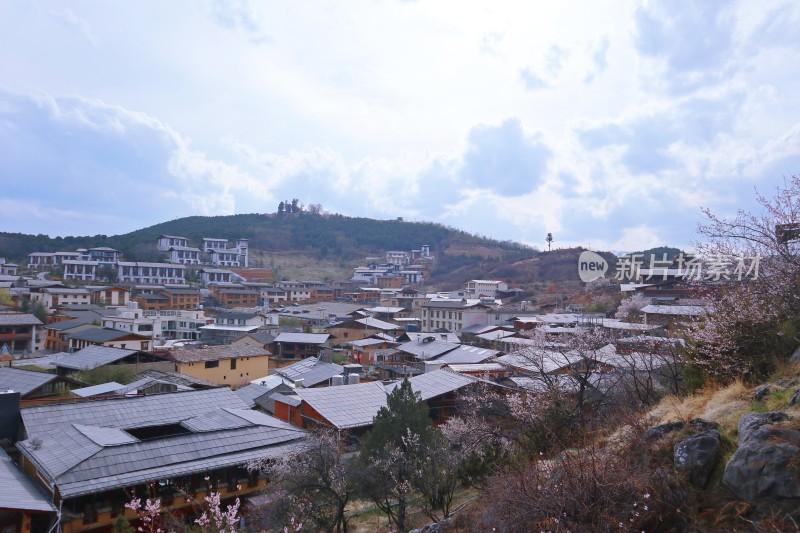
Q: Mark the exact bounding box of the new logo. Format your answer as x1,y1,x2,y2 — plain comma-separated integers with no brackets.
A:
578,250,608,282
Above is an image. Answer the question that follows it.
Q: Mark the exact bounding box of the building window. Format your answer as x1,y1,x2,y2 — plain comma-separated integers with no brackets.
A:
230,358,237,370
205,360,219,369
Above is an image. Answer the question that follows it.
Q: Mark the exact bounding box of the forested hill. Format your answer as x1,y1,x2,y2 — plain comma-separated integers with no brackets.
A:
0,212,533,262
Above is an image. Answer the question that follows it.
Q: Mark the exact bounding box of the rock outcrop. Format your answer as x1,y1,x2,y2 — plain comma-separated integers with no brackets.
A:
674,430,721,488
723,412,800,506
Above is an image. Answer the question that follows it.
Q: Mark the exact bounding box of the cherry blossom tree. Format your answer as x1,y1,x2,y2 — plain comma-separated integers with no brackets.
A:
688,175,800,381
247,429,351,533
124,486,241,533
614,293,651,320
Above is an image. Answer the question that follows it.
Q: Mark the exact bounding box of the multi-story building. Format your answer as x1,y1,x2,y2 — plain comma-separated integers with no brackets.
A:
87,286,131,307
201,238,249,267
31,288,91,313
386,250,411,266
210,286,260,308
63,260,98,282
0,312,42,354
101,302,210,342
269,333,330,369
421,300,495,333
159,310,210,341
202,238,229,252
157,234,189,251
199,268,234,285
101,302,163,339
159,287,201,309
84,247,120,265
465,280,509,298
116,262,186,285
66,327,153,352
167,246,202,265
0,260,19,275
166,344,271,385
209,250,240,267
234,238,249,267
26,253,57,269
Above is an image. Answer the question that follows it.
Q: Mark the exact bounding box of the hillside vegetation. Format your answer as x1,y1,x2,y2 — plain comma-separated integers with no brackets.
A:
0,212,533,264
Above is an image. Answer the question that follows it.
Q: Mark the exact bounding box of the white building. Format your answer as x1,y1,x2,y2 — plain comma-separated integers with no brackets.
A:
117,262,186,285
203,238,229,253
63,260,98,281
386,251,411,266
465,280,509,298
199,268,235,285
157,235,189,251
208,250,240,267
101,301,209,341
31,287,91,313
421,299,495,333
167,246,202,265
86,247,120,265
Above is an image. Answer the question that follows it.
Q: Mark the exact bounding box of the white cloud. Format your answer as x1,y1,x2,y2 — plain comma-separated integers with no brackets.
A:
1,0,799,251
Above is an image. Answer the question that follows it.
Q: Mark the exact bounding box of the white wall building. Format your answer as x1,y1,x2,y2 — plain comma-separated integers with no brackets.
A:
157,235,189,251
465,280,509,298
63,260,98,281
117,262,186,285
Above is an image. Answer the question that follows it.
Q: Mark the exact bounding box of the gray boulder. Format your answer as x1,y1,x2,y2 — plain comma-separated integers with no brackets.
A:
723,411,800,504
690,418,719,432
753,385,771,401
674,430,721,487
410,517,452,533
643,421,685,440
788,387,800,407
737,412,789,446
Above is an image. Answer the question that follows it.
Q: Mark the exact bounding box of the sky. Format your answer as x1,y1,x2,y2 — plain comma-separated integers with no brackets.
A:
2,0,800,252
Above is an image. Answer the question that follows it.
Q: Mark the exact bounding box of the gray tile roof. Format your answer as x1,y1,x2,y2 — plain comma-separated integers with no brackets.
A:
0,449,56,512
0,313,43,326
294,381,388,429
14,352,71,370
386,370,476,401
71,382,125,397
404,332,461,343
434,345,499,364
19,418,305,499
68,327,145,343
55,345,138,371
114,377,192,395
233,383,274,408
276,357,344,387
0,367,61,396
475,330,518,342
45,318,96,331
134,369,216,388
73,424,139,446
640,304,708,316
353,317,400,331
397,339,460,361
269,392,301,407
243,331,276,345
21,387,248,438
274,332,330,344
167,343,269,363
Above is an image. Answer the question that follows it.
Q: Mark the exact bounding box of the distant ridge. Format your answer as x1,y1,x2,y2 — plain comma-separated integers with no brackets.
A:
0,212,533,263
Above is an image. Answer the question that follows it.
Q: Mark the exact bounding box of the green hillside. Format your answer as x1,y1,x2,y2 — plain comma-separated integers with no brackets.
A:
0,212,534,264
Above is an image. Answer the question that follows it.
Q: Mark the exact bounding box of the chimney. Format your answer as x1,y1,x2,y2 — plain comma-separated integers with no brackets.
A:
0,390,21,443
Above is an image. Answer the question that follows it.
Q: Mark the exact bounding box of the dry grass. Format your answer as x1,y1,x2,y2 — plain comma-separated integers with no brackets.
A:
647,381,750,434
